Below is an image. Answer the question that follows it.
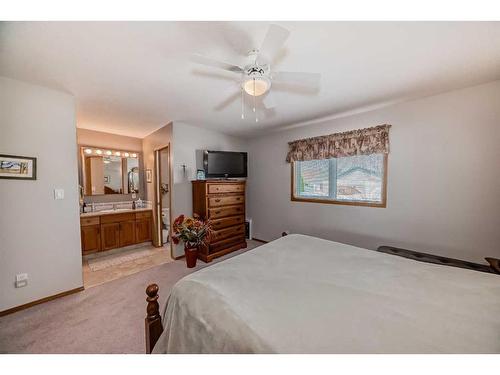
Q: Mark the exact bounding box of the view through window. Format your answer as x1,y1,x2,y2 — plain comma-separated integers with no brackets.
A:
293,153,386,206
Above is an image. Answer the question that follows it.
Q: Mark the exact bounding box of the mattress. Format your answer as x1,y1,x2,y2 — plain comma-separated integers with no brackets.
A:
153,234,500,353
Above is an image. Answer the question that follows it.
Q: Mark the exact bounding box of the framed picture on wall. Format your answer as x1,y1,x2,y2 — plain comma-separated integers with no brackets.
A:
0,154,37,180
146,169,152,183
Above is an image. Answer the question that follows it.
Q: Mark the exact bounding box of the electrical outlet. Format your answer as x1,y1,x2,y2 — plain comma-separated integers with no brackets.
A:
15,273,28,288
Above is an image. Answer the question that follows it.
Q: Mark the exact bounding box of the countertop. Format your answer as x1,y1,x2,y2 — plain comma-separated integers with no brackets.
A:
80,207,152,218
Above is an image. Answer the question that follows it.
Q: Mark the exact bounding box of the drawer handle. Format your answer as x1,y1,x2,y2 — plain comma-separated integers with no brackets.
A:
215,199,221,202
214,211,221,214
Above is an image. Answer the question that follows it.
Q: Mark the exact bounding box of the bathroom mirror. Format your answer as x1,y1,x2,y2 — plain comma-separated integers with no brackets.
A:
127,158,140,193
81,147,141,196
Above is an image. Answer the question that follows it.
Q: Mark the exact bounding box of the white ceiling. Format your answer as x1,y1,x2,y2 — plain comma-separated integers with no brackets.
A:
1,21,500,138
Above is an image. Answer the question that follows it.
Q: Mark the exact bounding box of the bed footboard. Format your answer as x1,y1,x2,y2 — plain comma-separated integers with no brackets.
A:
377,246,498,274
145,284,164,354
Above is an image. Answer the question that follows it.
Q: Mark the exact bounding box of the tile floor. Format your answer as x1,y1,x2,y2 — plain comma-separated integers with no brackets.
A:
82,243,173,288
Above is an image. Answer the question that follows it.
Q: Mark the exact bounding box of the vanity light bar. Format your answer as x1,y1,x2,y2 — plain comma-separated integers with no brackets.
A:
83,148,138,158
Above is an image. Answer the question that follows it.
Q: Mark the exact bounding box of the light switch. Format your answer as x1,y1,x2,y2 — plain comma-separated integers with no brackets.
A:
16,273,28,288
54,189,65,200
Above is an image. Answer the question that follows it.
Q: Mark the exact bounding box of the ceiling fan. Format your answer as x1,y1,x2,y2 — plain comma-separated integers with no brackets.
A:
191,24,321,122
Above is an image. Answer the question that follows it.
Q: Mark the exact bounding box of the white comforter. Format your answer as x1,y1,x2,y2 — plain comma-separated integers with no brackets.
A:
153,234,500,353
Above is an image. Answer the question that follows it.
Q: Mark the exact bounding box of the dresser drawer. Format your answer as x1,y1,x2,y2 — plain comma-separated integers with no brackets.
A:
211,224,245,242
208,183,245,194
211,215,245,231
80,216,100,226
135,210,152,219
208,204,244,219
208,195,244,207
100,212,136,224
209,235,245,253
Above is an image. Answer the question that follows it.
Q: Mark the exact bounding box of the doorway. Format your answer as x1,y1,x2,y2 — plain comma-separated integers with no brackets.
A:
154,145,172,255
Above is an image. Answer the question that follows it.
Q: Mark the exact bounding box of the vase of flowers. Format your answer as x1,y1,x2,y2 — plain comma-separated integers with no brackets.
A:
172,214,212,268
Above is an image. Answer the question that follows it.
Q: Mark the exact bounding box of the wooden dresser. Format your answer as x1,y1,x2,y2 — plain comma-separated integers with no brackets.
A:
80,209,153,254
192,180,247,262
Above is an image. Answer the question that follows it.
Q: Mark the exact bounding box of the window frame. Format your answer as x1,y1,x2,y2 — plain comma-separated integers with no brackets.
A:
290,154,388,208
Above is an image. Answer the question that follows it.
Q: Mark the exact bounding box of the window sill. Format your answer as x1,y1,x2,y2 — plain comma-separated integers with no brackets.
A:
291,196,386,208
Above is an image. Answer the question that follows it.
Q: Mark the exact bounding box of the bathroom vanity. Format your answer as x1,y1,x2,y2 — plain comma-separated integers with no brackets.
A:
80,208,153,254
78,144,153,255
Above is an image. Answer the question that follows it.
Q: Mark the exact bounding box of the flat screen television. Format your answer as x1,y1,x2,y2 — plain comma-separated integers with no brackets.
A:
200,150,247,178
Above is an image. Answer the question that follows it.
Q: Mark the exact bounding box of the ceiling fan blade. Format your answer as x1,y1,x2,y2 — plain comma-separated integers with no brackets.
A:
190,54,243,73
220,23,254,57
272,71,321,89
262,91,277,109
258,24,290,63
214,87,241,111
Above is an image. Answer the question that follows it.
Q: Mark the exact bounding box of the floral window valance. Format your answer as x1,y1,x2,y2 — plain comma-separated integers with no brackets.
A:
286,124,391,163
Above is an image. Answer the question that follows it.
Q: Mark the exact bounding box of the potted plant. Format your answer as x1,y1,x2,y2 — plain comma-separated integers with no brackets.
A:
172,214,212,268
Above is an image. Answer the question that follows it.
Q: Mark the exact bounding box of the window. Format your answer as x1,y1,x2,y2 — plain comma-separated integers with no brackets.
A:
292,153,387,207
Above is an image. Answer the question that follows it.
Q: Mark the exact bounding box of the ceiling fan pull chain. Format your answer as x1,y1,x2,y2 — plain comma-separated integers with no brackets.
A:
253,78,258,122
253,78,256,113
241,86,245,120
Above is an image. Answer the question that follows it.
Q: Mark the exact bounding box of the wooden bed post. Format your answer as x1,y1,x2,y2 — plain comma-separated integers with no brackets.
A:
145,283,164,354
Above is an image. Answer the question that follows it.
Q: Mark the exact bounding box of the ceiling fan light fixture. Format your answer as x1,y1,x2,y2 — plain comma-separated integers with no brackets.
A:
243,77,269,96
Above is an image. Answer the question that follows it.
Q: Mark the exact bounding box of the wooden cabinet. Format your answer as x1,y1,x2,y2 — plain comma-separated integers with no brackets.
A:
192,180,247,262
136,218,152,243
81,224,101,254
101,223,120,250
119,220,136,247
80,209,153,254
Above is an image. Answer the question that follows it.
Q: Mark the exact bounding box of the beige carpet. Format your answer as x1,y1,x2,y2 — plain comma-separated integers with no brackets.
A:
0,240,263,354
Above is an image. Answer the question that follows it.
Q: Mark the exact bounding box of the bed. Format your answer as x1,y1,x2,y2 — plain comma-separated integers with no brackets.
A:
145,234,500,353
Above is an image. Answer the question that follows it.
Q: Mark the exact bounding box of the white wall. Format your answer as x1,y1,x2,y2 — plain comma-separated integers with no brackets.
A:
0,77,82,311
171,121,247,257
247,80,500,263
76,128,143,152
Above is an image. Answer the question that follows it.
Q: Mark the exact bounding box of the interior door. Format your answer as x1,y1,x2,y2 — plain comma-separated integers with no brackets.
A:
154,145,171,248
159,147,170,245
